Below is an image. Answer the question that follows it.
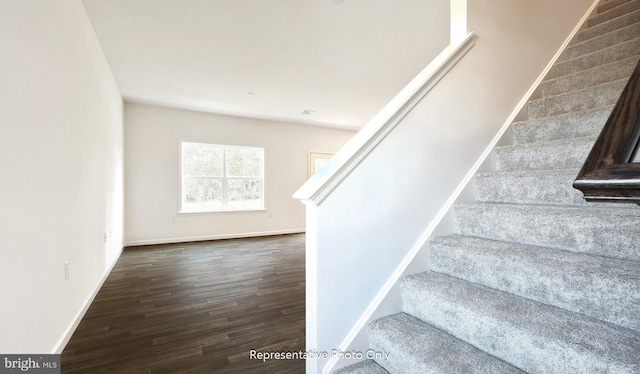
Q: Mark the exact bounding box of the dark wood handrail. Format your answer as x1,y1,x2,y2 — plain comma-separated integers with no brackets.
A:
573,58,640,204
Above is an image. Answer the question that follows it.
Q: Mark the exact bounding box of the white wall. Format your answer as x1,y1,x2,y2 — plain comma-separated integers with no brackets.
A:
302,0,594,372
0,0,123,353
124,103,354,245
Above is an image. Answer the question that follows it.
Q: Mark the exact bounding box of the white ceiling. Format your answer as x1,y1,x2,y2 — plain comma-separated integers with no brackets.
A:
82,0,449,130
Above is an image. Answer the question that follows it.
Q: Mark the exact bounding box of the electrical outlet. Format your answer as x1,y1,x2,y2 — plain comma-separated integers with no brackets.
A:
64,261,70,280
170,215,176,222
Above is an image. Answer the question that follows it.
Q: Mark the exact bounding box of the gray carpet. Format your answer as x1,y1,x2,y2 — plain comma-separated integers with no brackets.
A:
337,0,640,372
334,360,389,374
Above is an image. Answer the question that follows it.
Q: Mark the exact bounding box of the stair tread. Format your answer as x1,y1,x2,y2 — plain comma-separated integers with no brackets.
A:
478,168,580,176
572,18,640,48
497,135,596,149
475,168,592,206
333,360,389,374
532,76,627,102
561,20,640,61
561,34,640,66
456,201,640,215
515,105,613,124
494,136,596,171
430,235,640,330
540,55,638,97
494,136,595,172
455,202,640,262
528,78,626,119
402,271,640,373
553,35,640,78
596,0,637,14
369,313,523,374
543,55,639,85
473,168,639,208
475,167,640,189
512,106,611,144
572,6,640,45
588,0,640,27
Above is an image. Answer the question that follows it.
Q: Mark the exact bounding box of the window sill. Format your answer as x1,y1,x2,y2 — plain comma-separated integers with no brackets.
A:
177,209,268,216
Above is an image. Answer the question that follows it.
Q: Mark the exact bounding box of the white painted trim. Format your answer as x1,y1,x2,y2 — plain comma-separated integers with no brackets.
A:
450,0,467,44
51,246,124,354
124,229,306,247
304,204,319,374
293,32,476,205
321,1,599,372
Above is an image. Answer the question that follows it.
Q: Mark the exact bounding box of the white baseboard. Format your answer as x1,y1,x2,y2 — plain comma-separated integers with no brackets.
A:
124,229,306,247
321,1,600,372
51,246,124,354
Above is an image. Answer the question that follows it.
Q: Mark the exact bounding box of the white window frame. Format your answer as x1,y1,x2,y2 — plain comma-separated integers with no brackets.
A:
179,141,265,214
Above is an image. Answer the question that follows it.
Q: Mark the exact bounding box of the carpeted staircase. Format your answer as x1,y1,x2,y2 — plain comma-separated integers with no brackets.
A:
336,1,640,373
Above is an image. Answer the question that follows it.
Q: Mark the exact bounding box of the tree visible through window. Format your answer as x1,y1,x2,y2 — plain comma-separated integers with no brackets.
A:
181,142,264,212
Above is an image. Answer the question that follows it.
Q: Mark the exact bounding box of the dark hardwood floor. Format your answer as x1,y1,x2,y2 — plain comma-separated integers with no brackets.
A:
61,234,305,374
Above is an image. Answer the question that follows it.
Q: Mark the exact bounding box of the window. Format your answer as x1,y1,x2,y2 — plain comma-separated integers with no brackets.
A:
181,142,264,212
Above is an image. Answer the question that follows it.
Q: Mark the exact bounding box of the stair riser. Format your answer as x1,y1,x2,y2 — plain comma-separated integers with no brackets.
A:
588,0,640,27
561,22,640,62
541,56,638,97
529,79,626,119
552,37,640,77
429,237,640,331
512,108,611,144
402,274,640,374
475,168,639,205
573,8,640,45
494,138,594,172
454,204,640,262
475,171,635,208
367,339,400,374
475,171,588,206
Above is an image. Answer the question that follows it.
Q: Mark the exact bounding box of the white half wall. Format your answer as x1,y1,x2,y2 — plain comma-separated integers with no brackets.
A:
124,103,354,245
0,0,123,353
300,0,594,372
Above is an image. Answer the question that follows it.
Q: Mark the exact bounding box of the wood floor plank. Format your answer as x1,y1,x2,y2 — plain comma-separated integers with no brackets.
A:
62,234,305,373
